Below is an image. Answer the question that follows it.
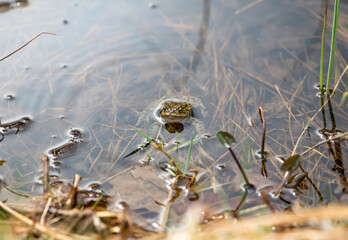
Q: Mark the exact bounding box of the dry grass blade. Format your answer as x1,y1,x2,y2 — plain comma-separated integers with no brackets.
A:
0,32,56,62
292,65,348,155
300,131,348,157
0,201,77,240
161,205,348,240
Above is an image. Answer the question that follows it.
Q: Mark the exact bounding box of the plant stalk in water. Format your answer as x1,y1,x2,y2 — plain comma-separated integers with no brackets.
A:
259,107,268,177
228,148,252,188
319,4,327,92
326,0,340,94
216,131,253,189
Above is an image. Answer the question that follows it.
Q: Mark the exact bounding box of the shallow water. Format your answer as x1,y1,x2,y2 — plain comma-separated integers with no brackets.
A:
0,0,347,229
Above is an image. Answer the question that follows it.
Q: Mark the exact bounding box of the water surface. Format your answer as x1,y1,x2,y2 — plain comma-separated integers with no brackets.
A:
0,0,348,228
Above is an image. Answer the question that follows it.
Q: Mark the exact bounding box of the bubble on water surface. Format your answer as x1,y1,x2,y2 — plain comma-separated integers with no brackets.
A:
5,94,14,100
216,164,225,170
148,3,157,9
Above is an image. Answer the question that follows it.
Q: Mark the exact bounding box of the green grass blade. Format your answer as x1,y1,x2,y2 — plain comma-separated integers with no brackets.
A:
130,125,153,143
166,135,204,154
319,4,327,92
165,168,177,177
340,91,348,106
326,0,340,94
183,131,195,175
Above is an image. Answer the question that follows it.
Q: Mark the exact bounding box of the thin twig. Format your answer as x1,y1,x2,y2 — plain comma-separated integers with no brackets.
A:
40,197,52,225
300,132,348,157
0,32,56,62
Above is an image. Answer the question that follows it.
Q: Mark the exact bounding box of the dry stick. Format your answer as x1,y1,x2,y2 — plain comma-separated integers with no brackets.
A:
0,201,76,240
40,197,52,225
259,107,268,177
0,32,56,62
42,155,51,196
66,174,82,209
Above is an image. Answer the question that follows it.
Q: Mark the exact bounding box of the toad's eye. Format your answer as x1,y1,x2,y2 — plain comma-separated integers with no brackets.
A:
177,106,182,111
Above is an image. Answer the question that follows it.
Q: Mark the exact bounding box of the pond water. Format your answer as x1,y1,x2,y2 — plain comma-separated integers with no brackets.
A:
0,0,347,230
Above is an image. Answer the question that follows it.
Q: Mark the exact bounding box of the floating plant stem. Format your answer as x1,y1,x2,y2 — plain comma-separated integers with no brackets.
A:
327,94,337,131
259,107,268,177
319,4,327,92
259,107,266,155
0,32,56,62
326,0,340,94
228,148,252,188
234,189,249,216
217,131,253,189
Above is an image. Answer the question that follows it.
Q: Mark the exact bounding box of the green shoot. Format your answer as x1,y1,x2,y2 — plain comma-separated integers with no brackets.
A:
216,131,253,189
183,131,195,175
165,168,177,177
340,91,348,106
167,136,203,154
130,125,153,143
319,4,327,92
326,0,340,94
173,161,182,175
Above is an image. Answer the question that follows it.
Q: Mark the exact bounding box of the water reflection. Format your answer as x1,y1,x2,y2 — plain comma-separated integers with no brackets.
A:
0,0,347,230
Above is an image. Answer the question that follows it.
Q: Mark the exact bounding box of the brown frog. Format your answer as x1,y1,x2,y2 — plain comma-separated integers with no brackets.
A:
136,96,206,136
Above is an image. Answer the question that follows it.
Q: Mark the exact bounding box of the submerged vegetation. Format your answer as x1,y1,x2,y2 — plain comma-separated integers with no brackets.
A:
0,1,348,239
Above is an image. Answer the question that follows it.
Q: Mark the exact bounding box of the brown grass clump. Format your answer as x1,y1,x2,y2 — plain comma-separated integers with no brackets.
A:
154,204,348,240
